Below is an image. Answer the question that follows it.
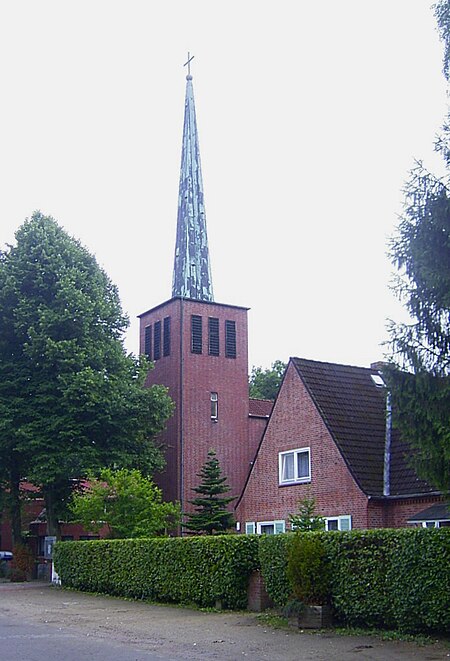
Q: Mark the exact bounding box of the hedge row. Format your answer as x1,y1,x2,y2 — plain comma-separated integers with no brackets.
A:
259,528,450,633
54,535,259,609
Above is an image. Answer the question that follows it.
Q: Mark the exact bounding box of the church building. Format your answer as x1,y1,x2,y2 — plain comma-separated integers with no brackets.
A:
138,63,447,533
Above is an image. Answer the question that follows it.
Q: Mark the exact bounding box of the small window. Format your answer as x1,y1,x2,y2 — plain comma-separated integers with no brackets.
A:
154,321,161,360
371,373,385,387
245,522,255,535
191,315,202,354
163,317,171,357
279,448,311,485
225,320,236,358
208,317,220,356
256,520,286,535
325,515,352,531
211,392,218,421
144,325,152,360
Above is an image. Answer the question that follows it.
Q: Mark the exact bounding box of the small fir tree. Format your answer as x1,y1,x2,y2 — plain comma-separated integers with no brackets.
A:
184,450,236,535
289,496,325,532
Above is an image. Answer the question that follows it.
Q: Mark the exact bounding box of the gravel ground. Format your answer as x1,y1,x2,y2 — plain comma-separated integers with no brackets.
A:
0,582,448,660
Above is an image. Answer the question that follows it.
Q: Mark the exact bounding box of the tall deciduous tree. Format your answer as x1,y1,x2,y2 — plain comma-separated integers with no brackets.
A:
0,212,174,539
249,360,286,401
184,450,236,535
386,2,450,493
70,468,179,538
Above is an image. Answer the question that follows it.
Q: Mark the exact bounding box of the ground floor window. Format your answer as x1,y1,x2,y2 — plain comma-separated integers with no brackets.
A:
422,520,450,528
245,520,285,535
324,515,351,531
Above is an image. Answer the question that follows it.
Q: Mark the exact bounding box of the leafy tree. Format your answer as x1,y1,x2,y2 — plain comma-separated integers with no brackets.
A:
249,360,286,400
69,468,179,538
0,212,174,539
184,450,236,535
289,496,325,532
386,3,450,493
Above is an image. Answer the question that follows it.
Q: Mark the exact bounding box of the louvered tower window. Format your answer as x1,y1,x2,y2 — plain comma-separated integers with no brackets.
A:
191,315,202,354
225,320,236,358
208,317,219,356
154,321,161,360
144,325,152,360
163,317,171,357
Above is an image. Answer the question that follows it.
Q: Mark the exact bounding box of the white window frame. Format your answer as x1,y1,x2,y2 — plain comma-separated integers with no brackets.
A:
245,522,255,534
324,515,352,531
278,447,311,485
421,520,450,528
256,520,286,535
210,392,218,421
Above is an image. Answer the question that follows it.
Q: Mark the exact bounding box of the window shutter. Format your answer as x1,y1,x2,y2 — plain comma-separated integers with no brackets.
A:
208,317,220,355
154,321,161,360
245,522,255,535
144,325,152,360
191,315,202,354
340,516,351,531
225,320,236,358
163,317,171,357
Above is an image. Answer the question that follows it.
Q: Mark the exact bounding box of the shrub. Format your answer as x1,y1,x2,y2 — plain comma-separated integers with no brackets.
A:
10,543,34,582
258,533,291,607
287,533,329,605
54,534,259,610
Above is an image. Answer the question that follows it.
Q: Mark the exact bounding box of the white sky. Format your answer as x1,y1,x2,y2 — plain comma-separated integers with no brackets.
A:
1,1,447,371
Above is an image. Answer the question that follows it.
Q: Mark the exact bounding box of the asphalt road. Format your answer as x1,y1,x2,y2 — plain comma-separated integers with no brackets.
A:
0,581,448,661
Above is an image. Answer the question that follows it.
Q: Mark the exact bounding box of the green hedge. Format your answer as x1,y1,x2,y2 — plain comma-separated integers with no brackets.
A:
54,535,259,610
259,529,450,633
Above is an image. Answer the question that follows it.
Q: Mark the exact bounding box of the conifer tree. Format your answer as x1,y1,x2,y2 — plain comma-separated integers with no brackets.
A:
184,450,236,535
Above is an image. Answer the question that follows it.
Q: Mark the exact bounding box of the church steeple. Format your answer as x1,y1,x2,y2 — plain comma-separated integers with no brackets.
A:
172,55,214,301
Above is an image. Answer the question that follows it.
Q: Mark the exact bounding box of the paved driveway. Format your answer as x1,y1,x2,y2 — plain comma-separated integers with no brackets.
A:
0,582,447,660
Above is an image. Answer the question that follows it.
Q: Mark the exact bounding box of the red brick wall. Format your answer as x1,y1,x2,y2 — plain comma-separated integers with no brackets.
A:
139,297,252,514
236,361,370,530
384,495,444,528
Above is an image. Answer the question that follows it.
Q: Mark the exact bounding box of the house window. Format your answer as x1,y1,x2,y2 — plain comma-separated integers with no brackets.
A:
191,315,202,354
163,316,171,357
144,324,152,360
225,320,236,358
256,520,286,535
211,392,218,421
245,522,255,534
154,321,161,360
422,520,450,528
324,515,352,531
279,448,311,485
208,317,220,356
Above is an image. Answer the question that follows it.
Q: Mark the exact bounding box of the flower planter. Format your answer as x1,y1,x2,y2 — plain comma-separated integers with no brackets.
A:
291,604,332,629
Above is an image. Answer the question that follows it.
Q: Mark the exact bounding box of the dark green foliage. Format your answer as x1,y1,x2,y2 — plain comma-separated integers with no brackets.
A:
258,534,291,608
0,213,174,537
287,533,329,605
249,360,286,400
386,4,450,493
184,450,236,535
53,535,259,609
289,496,325,532
259,529,450,633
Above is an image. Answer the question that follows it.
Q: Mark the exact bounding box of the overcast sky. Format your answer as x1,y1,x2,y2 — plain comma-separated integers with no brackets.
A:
1,1,447,371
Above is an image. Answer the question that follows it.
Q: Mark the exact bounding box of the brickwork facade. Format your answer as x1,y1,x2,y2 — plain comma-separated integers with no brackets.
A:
236,362,371,531
139,296,258,513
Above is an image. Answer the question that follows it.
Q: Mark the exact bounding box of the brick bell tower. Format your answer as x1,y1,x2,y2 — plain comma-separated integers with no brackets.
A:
138,57,251,517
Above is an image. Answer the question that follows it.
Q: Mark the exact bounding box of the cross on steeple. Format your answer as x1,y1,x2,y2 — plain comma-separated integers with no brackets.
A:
183,52,194,77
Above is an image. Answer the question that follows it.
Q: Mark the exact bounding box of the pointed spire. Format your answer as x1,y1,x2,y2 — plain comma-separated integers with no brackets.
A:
172,56,214,301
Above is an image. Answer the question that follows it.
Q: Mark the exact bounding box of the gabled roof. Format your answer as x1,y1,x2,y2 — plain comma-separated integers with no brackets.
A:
291,357,436,497
249,398,273,418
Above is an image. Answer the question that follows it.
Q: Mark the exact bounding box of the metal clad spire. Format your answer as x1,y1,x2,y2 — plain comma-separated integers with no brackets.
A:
172,55,214,301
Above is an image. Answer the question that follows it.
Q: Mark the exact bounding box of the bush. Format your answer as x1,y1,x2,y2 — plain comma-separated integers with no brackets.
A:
258,533,291,607
287,533,329,605
54,534,259,610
